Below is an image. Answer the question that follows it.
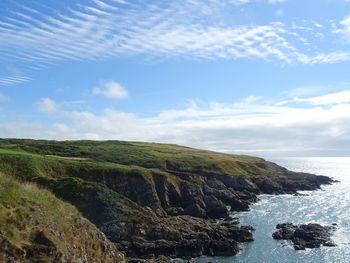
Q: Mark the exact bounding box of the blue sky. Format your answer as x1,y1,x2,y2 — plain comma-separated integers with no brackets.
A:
1,0,350,156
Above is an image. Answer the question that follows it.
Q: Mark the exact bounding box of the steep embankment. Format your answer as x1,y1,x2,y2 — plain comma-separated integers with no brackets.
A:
0,172,125,263
0,139,333,260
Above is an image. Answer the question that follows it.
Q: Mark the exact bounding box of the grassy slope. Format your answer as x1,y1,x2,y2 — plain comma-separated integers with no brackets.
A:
0,139,290,215
0,149,155,220
0,139,330,260
0,139,299,222
0,139,284,177
0,139,290,227
0,173,125,263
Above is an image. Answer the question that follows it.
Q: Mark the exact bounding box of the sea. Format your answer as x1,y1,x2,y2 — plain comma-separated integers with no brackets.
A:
186,157,350,263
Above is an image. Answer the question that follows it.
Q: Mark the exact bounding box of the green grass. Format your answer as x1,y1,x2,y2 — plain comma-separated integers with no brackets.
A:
0,139,290,231
0,138,299,262
0,148,38,156
0,172,79,249
0,147,163,181
0,139,289,225
0,146,158,229
0,172,126,262
0,139,283,177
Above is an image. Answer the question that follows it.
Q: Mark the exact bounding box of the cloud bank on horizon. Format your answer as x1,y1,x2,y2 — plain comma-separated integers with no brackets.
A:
1,0,350,156
1,89,350,157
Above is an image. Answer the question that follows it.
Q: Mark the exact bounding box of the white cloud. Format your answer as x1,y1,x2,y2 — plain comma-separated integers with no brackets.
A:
92,81,128,100
0,6,298,64
0,75,32,87
340,15,350,33
1,0,349,82
296,90,350,105
0,122,85,140
2,90,348,156
60,98,350,156
37,98,58,113
301,51,350,64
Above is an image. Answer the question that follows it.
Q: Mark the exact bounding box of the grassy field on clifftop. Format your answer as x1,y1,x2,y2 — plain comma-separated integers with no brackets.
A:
0,139,283,177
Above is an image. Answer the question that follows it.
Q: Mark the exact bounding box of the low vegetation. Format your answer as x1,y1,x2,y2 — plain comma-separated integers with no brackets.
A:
0,139,286,177
0,139,332,260
0,173,125,263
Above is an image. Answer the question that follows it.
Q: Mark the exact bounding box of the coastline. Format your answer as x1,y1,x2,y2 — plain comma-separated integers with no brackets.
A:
0,140,336,261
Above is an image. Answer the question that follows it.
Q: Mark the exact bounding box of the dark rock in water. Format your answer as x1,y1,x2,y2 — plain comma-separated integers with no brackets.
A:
241,225,256,232
129,255,171,263
223,216,240,225
116,215,255,260
252,171,334,195
230,198,250,212
272,223,336,250
206,239,240,256
293,192,309,196
223,215,234,222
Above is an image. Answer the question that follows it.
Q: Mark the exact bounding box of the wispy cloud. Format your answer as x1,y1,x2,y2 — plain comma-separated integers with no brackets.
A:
296,90,350,105
0,2,296,64
339,15,350,34
1,1,350,87
92,81,128,100
36,98,58,113
0,0,348,78
0,75,32,87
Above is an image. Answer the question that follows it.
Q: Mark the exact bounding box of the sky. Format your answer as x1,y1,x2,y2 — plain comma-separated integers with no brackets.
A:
1,0,350,157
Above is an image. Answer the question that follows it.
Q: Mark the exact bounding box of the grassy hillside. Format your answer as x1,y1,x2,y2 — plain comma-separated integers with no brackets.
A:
0,139,332,260
0,139,284,177
0,172,125,263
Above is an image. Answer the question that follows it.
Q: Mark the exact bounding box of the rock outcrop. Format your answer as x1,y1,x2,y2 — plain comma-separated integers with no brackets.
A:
117,216,254,259
272,223,336,250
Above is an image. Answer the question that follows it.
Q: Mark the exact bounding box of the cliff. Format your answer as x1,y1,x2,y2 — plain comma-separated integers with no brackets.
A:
0,139,333,260
0,172,125,263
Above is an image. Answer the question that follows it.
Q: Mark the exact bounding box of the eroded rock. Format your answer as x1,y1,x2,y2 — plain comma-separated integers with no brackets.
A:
272,223,337,250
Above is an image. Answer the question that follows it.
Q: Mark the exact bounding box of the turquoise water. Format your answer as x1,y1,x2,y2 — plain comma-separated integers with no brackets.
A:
189,157,350,263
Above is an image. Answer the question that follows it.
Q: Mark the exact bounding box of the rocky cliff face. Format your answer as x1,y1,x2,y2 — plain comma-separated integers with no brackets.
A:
0,139,334,260
0,173,125,263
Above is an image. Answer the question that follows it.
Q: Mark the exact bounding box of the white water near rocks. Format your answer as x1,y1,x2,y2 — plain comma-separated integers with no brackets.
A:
187,157,350,263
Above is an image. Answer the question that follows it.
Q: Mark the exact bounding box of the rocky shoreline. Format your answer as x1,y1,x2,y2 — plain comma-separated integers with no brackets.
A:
114,213,255,260
111,169,334,261
272,223,337,250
